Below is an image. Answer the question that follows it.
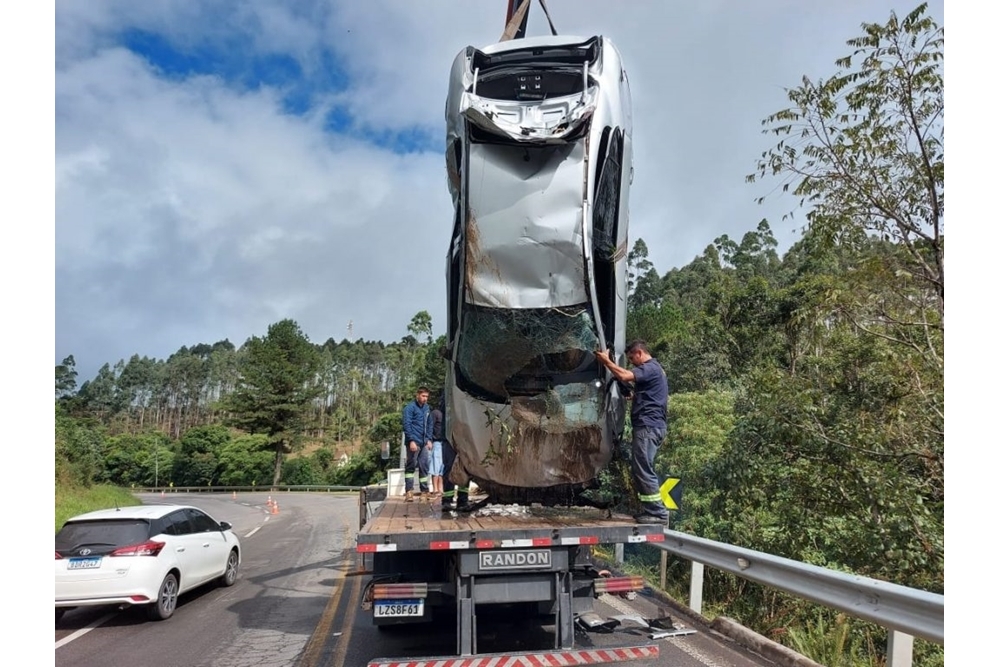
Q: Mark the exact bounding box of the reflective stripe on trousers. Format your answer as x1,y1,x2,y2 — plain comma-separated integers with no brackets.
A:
632,426,668,517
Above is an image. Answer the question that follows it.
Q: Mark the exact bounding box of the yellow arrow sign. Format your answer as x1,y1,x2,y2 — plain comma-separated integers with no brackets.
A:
659,477,682,511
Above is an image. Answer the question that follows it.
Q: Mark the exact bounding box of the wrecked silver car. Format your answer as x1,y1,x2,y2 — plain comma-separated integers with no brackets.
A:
443,35,633,504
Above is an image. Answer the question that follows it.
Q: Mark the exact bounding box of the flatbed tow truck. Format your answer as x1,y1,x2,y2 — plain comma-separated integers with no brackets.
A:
356,487,665,666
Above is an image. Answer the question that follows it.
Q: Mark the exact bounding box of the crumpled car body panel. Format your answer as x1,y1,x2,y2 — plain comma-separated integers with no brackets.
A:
443,35,633,503
464,140,587,309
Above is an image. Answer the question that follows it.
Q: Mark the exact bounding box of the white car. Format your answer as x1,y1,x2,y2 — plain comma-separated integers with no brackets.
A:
55,504,241,622
443,35,633,503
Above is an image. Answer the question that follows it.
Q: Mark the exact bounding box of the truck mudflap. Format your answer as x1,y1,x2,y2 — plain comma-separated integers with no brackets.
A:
367,643,658,666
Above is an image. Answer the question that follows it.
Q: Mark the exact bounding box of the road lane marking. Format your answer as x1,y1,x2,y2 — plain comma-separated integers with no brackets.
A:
329,554,363,667
245,527,261,538
298,555,352,667
55,613,114,649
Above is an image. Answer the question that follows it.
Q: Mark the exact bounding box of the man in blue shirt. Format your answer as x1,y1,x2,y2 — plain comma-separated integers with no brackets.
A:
595,340,670,524
402,386,434,502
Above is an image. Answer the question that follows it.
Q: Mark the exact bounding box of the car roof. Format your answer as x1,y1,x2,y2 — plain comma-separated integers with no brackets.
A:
65,504,198,523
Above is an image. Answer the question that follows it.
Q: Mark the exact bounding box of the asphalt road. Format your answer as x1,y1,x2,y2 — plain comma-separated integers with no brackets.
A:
55,492,785,667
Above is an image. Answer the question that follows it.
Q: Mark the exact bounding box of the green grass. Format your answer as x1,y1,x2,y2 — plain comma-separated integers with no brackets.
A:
55,484,143,532
784,613,879,667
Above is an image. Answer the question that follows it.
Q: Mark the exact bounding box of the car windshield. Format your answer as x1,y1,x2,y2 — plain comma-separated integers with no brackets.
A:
456,304,600,402
56,519,151,554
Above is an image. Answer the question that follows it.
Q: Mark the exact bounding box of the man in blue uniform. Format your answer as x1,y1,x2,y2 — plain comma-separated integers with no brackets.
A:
402,386,433,502
595,340,670,524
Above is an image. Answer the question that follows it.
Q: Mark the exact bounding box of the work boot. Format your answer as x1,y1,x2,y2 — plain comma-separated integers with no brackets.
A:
404,490,414,503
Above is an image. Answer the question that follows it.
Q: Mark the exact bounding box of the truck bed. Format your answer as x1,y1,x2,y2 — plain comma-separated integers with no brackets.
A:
357,492,667,552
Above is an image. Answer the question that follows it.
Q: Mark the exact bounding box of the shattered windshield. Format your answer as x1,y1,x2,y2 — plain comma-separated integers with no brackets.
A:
456,304,600,402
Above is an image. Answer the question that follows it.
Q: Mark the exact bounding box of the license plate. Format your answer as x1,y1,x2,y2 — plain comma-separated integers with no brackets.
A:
373,599,424,618
68,556,102,570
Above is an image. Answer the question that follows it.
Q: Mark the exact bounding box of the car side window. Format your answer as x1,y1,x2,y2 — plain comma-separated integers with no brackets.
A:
163,510,194,536
187,509,221,533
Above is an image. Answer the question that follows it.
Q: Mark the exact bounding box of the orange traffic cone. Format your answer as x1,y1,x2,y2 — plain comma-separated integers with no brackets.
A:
271,501,279,515
232,491,237,500
266,495,273,507
160,490,165,498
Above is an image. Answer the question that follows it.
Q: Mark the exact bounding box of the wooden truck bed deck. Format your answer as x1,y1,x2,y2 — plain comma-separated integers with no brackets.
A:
357,491,667,552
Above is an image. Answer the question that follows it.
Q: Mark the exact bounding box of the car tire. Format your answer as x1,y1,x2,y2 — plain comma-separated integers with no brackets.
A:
147,572,179,621
220,549,239,587
55,609,66,624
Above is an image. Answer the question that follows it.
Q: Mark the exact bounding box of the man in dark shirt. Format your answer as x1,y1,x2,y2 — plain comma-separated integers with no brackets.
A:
595,340,670,523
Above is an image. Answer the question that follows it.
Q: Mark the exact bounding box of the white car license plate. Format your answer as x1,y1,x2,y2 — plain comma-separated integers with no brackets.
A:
68,556,102,570
373,599,424,618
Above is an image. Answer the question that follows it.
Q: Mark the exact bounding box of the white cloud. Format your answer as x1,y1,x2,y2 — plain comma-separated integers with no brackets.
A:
54,0,946,381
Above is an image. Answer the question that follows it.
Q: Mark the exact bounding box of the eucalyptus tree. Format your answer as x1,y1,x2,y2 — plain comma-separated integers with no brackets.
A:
116,355,158,431
55,355,78,398
626,238,660,308
76,363,118,421
407,310,434,344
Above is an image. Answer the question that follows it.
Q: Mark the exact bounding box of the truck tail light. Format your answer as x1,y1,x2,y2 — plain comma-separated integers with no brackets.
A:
372,583,429,600
592,575,645,595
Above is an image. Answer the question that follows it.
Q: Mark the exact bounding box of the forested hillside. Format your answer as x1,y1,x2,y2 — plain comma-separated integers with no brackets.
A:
54,5,943,664
55,314,446,490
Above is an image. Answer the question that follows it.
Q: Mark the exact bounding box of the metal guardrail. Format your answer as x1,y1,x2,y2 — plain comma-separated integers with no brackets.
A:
653,529,943,642
648,529,943,667
133,485,365,494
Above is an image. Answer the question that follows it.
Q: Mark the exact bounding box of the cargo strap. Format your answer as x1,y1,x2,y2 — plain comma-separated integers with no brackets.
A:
500,0,558,42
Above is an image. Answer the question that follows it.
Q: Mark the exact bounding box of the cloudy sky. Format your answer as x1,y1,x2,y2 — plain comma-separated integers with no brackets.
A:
53,0,946,383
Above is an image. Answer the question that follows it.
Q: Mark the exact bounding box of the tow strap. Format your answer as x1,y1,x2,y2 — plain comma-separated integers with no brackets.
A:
500,0,558,42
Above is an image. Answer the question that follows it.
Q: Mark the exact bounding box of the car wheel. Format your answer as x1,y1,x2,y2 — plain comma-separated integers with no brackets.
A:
220,549,239,587
147,572,179,621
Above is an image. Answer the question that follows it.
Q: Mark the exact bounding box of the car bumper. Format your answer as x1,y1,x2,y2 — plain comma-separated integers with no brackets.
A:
56,559,166,606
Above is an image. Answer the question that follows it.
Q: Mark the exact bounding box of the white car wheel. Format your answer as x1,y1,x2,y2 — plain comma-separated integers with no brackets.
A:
147,572,179,620
221,549,239,587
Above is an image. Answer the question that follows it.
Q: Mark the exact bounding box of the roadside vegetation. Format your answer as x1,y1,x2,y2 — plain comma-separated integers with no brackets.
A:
55,484,141,533
54,5,942,666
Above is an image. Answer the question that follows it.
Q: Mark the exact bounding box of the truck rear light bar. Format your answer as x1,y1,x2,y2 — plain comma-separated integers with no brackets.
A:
592,576,645,595
358,530,665,552
367,643,658,666
372,583,429,600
